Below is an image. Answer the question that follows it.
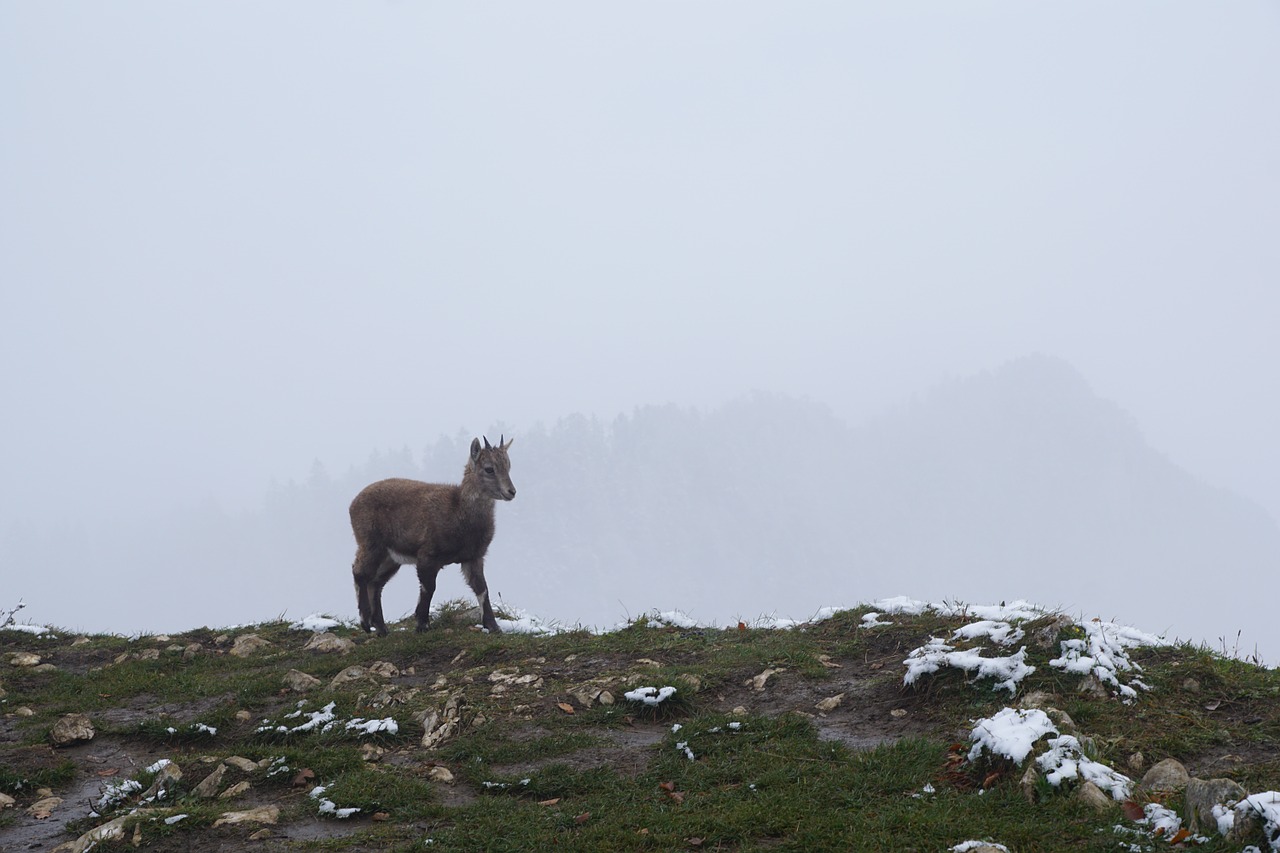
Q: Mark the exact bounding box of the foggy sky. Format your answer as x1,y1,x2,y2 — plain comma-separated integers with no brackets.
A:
2,4,1278,647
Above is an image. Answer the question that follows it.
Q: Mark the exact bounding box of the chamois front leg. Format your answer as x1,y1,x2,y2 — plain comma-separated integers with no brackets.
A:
462,559,502,633
414,563,443,632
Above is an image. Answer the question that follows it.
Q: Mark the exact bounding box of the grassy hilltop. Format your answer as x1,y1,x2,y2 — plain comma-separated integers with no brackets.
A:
1,602,1278,852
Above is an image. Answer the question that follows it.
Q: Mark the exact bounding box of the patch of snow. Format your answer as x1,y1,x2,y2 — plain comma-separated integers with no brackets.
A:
1236,792,1280,850
905,638,1035,694
1050,620,1165,702
96,778,143,811
345,717,399,736
4,623,50,635
164,814,188,825
645,610,701,629
261,701,338,735
952,620,1024,646
951,842,1009,852
624,686,677,706
1036,734,1132,801
968,708,1058,764
310,784,360,819
495,607,566,635
1138,802,1182,837
291,614,345,632
675,740,695,761
146,759,172,774
861,612,892,628
193,723,217,735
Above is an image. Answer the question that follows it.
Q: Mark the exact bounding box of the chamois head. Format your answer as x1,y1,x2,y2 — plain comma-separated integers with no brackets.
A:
469,435,516,501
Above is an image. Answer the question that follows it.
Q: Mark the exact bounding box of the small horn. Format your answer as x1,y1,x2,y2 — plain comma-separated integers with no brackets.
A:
500,433,504,447
483,436,492,449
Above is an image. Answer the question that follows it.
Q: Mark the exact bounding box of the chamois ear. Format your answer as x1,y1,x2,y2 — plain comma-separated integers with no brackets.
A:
502,436,514,450
470,437,482,461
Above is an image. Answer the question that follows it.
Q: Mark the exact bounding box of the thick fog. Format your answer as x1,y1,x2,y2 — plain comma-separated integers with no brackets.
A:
2,4,1278,660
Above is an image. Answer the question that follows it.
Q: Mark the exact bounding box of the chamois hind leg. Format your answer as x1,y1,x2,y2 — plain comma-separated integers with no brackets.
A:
354,549,398,635
462,559,501,633
414,563,444,632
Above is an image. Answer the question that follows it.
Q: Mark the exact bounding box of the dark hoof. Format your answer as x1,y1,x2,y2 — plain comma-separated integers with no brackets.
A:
415,622,431,634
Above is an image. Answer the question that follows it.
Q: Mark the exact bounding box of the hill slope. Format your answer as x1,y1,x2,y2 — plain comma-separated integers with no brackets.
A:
2,602,1278,851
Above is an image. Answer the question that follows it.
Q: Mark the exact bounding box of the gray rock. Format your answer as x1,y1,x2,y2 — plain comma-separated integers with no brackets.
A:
192,764,227,798
212,805,279,827
140,762,183,801
1075,781,1115,812
1185,777,1247,834
1020,763,1040,804
302,633,356,654
8,652,41,667
1138,758,1190,794
284,669,322,692
48,713,95,746
0,791,15,809
229,634,274,658
329,665,371,689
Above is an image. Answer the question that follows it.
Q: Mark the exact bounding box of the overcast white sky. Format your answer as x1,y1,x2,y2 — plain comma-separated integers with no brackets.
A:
2,3,1278,630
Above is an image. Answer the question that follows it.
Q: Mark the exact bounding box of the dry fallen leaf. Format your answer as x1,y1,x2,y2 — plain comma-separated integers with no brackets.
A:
557,702,576,715
97,769,120,777
1122,800,1146,821
291,769,316,787
737,622,747,631
686,837,705,847
658,781,676,792
1169,828,1191,844
372,812,390,821
538,798,561,806
667,791,685,804
574,811,591,825
1204,699,1222,711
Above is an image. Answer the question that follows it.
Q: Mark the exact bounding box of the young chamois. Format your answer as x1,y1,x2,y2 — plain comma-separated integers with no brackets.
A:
349,436,515,635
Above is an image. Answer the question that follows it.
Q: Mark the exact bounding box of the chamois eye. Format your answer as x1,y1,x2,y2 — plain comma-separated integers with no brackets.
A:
484,466,495,474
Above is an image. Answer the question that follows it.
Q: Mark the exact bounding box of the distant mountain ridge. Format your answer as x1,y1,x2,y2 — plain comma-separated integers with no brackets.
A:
5,355,1276,660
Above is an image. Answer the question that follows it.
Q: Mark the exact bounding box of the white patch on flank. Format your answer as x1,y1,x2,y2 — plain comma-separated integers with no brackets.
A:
389,549,416,565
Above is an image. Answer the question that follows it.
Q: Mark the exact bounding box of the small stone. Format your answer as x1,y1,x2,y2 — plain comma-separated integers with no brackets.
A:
141,762,183,800
229,634,274,658
1019,690,1056,710
1182,678,1201,693
8,652,41,667
165,645,185,654
1128,751,1145,773
329,665,371,688
303,633,356,654
224,756,260,773
192,764,228,798
360,743,386,762
219,780,252,799
1020,763,1040,803
1075,781,1115,812
0,682,6,699
428,766,455,784
1045,708,1078,735
134,649,161,661
1138,758,1190,794
248,828,274,841
71,637,92,646
234,710,252,722
31,663,58,673
49,713,95,746
182,643,202,660
598,691,615,705
26,796,62,818
890,709,908,719
748,668,782,691
284,669,322,692
368,660,400,678
731,706,748,717
153,634,171,643
635,658,663,668
0,792,15,809
1185,777,1248,834
213,805,280,827
15,706,34,717
815,694,844,713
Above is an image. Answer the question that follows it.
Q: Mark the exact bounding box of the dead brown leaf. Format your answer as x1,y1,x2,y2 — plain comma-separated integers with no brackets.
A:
557,702,575,715
538,798,561,806
372,812,390,821
574,811,591,825
291,769,316,787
